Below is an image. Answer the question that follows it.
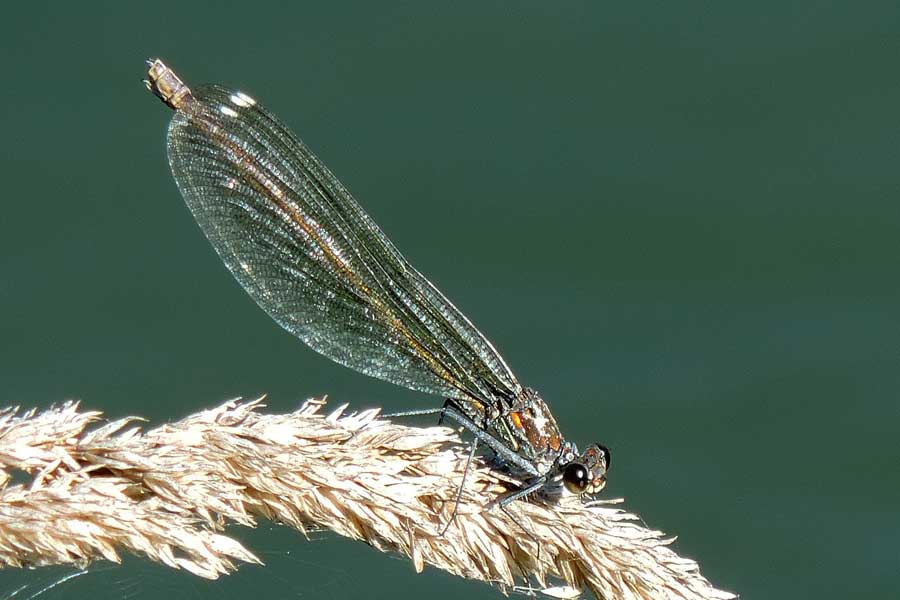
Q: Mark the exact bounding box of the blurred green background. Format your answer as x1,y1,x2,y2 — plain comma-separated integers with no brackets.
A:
1,2,897,599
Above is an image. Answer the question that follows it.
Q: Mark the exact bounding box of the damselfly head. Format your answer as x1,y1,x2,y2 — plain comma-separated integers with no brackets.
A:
561,443,611,495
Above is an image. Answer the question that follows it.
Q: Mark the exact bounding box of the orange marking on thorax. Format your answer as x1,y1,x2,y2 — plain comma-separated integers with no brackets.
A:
548,433,561,451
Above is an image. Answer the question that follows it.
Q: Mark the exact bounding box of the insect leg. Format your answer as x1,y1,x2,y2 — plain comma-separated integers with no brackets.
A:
386,405,541,478
439,436,478,536
493,476,548,508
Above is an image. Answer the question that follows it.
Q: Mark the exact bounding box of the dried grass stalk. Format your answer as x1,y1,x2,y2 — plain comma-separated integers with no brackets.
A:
0,399,735,599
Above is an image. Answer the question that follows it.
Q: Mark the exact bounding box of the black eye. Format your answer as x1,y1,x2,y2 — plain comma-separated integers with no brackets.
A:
563,463,590,493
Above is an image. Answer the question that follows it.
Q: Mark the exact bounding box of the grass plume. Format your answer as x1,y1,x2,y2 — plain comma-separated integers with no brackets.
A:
0,399,734,599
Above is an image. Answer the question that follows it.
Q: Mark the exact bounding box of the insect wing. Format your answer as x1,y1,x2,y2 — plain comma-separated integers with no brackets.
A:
165,84,521,404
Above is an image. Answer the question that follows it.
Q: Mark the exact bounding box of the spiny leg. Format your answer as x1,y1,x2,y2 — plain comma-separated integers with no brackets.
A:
493,476,548,508
385,404,541,478
499,503,543,566
492,477,549,564
440,436,479,536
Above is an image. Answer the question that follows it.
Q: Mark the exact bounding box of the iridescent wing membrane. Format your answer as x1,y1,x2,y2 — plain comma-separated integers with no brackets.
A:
166,84,522,408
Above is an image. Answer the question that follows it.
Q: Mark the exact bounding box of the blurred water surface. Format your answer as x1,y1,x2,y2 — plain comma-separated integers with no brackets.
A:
1,3,898,599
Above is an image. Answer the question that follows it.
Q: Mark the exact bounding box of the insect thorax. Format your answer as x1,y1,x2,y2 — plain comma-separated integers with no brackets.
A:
450,388,565,475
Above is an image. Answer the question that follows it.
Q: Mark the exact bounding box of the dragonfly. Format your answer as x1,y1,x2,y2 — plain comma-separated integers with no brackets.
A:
145,59,610,508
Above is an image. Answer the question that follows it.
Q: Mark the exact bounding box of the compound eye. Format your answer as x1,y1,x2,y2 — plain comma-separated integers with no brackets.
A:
563,463,590,494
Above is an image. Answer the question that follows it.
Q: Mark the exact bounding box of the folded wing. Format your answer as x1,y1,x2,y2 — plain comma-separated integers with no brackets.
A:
166,84,521,407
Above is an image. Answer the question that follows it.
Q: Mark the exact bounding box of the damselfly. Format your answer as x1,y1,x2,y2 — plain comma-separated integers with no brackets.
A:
145,59,610,507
